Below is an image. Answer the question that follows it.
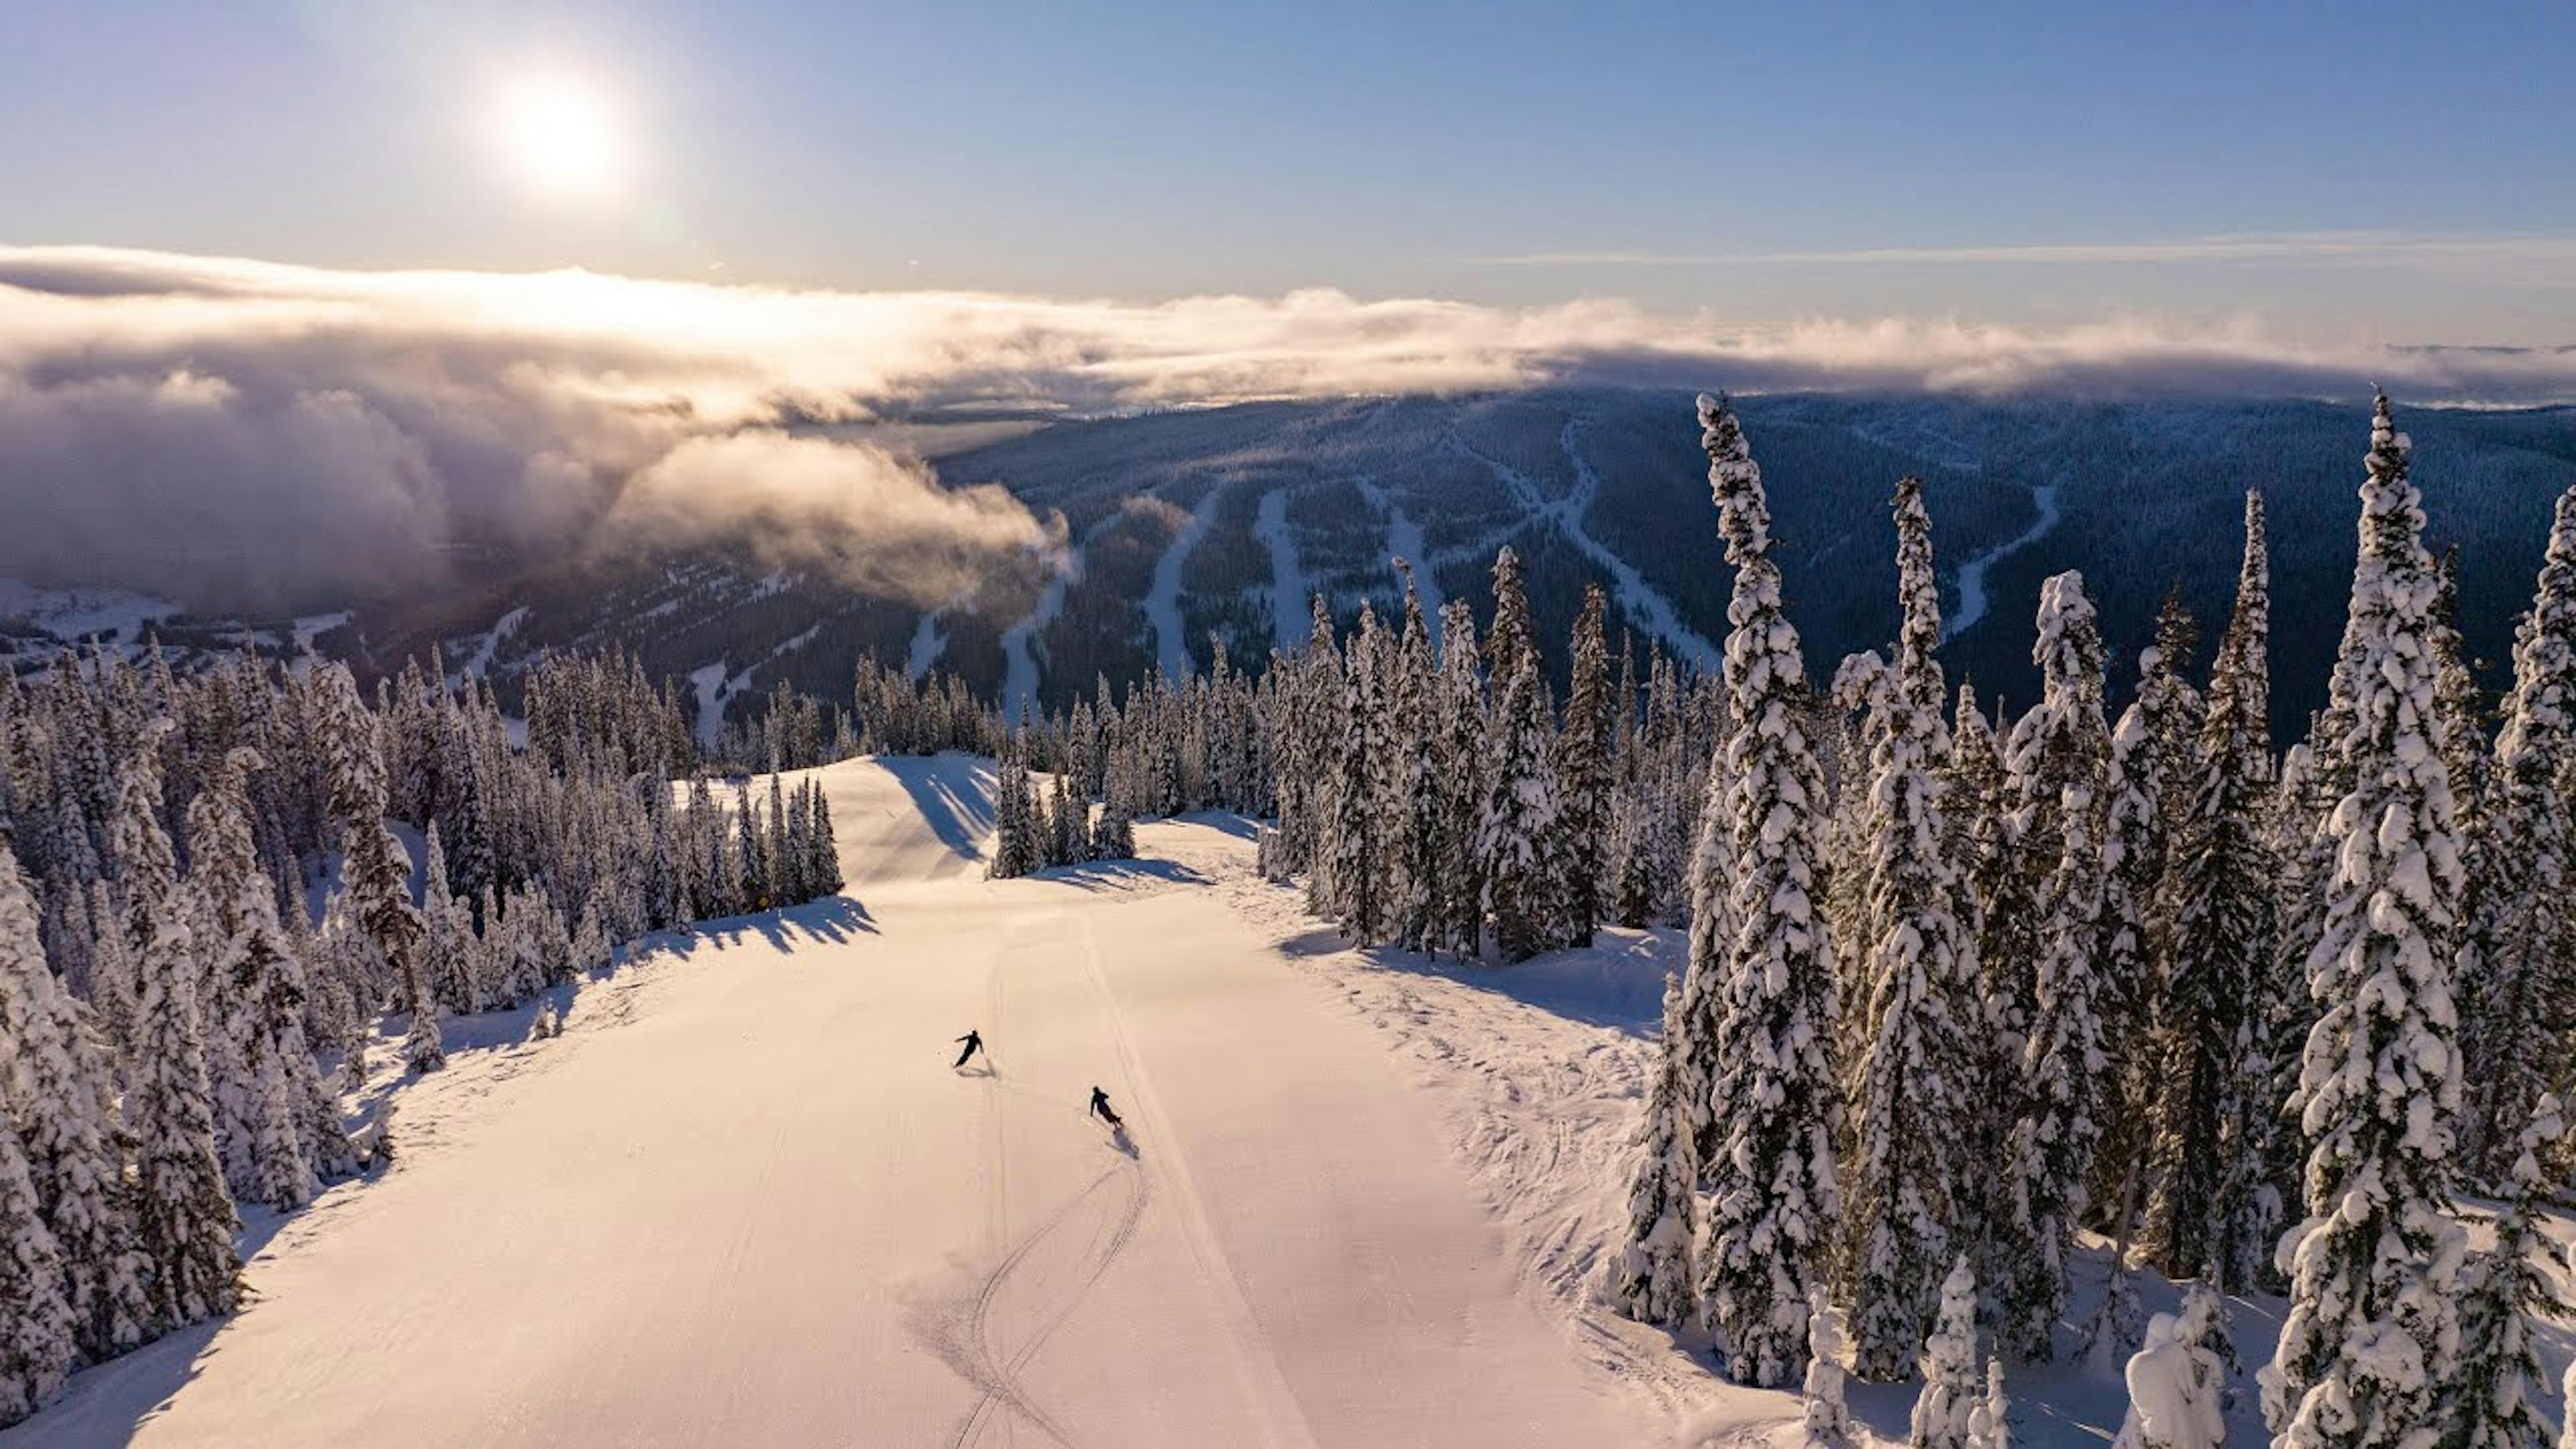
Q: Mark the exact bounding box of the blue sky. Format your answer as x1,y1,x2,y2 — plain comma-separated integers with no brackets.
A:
4,0,2571,340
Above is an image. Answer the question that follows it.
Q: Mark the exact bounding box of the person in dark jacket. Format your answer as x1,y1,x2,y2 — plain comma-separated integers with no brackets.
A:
1088,1085,1122,1128
952,1030,983,1069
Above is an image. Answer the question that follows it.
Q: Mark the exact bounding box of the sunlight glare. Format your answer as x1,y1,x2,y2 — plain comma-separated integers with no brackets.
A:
490,74,629,201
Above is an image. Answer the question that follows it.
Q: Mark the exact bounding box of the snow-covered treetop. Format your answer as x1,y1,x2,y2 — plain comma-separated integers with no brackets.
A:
1891,475,1948,718
1699,394,1772,568
2496,486,2576,769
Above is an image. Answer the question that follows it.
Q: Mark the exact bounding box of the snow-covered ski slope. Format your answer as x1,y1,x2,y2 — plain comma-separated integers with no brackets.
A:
10,755,1663,1448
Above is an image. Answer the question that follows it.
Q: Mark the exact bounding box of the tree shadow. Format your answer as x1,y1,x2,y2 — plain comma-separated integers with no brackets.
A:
1286,920,1682,1038
879,752,998,860
1030,857,1210,892
3,1315,226,1446
655,895,879,959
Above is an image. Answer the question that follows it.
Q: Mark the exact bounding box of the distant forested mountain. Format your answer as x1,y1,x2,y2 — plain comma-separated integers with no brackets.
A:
11,390,2571,743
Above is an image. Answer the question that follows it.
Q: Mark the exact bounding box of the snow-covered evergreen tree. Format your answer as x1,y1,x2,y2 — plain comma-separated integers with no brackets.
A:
2145,491,2279,1285
1554,584,1614,948
1478,549,1563,963
2001,571,2111,1362
0,1106,74,1428
317,665,441,1074
2114,1309,2227,1449
1610,972,1699,1327
1968,1359,2012,1449
2460,484,2576,1182
1803,1283,1854,1448
1911,1255,1980,1449
1320,604,1393,943
188,746,347,1211
2447,1095,2564,1449
0,840,148,1364
1695,393,1839,1389
1392,564,1446,952
126,881,241,1333
1433,599,1488,959
2259,392,2468,1449
1844,475,1976,1383
989,749,1038,880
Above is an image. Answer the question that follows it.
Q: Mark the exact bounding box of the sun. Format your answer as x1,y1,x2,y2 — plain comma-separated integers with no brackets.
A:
488,74,629,200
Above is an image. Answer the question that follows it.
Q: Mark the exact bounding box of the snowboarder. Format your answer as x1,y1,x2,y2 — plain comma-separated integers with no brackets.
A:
1088,1085,1123,1130
952,1030,983,1069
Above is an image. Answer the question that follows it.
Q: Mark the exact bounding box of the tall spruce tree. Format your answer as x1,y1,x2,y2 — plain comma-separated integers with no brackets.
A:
1478,549,1564,963
2259,393,2467,1449
1694,394,1840,1388
2459,484,2576,1181
188,746,349,1212
0,1104,74,1428
2145,492,2278,1285
2000,571,2112,1362
1554,585,1614,948
317,665,441,1074
1321,603,1393,943
1610,973,1699,1328
126,879,241,1334
1844,476,1978,1382
2447,1095,2564,1449
1434,598,1487,957
0,837,148,1366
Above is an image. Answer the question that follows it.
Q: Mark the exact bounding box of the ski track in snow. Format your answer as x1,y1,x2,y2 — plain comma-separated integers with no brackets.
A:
1945,478,2063,643
1253,489,1310,653
1452,426,1721,672
1145,488,1224,681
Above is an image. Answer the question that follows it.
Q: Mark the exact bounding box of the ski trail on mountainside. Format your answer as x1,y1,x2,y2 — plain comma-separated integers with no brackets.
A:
1146,488,1225,680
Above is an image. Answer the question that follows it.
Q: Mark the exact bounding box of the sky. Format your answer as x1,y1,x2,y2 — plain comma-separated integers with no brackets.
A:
4,0,2572,343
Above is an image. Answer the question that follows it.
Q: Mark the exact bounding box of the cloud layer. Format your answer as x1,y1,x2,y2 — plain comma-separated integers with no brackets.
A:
3,244,2571,611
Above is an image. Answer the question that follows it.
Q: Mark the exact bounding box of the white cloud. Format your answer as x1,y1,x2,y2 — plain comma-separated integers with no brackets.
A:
2,244,2570,609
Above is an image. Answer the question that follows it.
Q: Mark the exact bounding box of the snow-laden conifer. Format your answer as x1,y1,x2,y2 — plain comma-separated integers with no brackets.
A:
0,840,148,1364
0,1106,74,1428
1910,1255,1980,1449
2114,1307,2227,1449
1555,584,1614,948
1609,972,1698,1327
1321,603,1392,943
188,746,348,1210
1844,476,1976,1382
127,880,241,1334
1695,393,1839,1389
1478,549,1563,963
2000,571,2111,1362
2146,492,2278,1285
2460,484,2576,1181
2259,393,2468,1449
316,665,441,1073
1968,1359,2011,1449
1802,1283,1854,1448
2447,1095,2565,1449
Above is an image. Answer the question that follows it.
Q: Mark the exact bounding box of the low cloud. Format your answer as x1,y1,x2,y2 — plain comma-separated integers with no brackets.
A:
604,431,1067,607
2,244,2571,610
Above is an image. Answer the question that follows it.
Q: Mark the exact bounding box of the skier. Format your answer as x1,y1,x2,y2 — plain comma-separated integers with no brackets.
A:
1088,1085,1124,1130
952,1030,983,1069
